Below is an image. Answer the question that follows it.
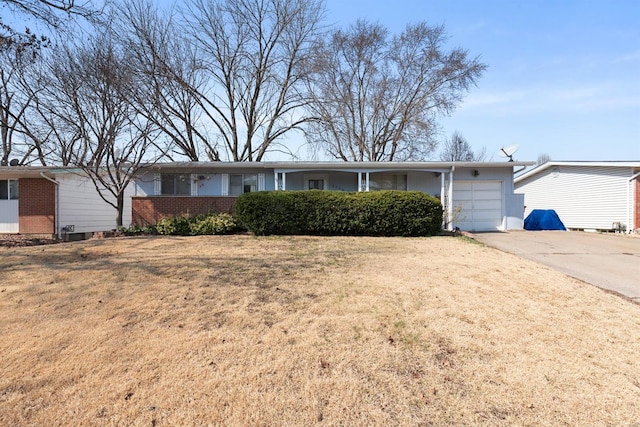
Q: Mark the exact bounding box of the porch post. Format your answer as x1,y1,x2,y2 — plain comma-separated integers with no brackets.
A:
441,172,446,229
448,167,455,231
357,172,362,191
365,172,370,192
282,172,286,190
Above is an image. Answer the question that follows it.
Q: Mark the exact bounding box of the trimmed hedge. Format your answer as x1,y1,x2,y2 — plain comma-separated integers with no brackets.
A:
235,190,443,236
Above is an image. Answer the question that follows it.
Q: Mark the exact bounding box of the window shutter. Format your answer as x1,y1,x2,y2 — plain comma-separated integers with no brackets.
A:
154,173,161,195
258,173,265,191
221,174,229,196
191,174,198,196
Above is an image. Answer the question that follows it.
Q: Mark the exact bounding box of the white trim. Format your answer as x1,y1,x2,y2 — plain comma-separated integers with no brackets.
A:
516,161,640,183
221,174,229,196
447,167,455,230
628,171,640,233
191,174,198,196
153,173,161,195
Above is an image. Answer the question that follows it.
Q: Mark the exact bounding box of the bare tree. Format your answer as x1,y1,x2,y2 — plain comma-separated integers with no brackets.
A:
306,20,486,162
0,47,34,165
44,29,161,226
536,152,551,165
117,0,217,161
180,0,325,161
1,0,102,52
439,131,486,161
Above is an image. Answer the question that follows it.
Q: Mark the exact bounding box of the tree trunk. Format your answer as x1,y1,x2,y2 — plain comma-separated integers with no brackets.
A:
116,192,124,227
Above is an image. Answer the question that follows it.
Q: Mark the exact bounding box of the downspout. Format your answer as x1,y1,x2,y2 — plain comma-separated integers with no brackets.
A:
40,172,60,240
448,166,455,231
628,171,640,234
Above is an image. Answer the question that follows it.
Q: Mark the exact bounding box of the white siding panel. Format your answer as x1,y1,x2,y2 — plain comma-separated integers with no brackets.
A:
57,174,134,233
516,166,632,230
0,200,19,233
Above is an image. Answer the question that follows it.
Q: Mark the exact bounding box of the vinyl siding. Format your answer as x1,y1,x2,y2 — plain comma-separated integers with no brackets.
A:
57,174,134,232
515,166,633,230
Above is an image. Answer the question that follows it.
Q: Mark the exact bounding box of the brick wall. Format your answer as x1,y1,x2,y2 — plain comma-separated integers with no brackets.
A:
132,196,237,226
19,178,56,235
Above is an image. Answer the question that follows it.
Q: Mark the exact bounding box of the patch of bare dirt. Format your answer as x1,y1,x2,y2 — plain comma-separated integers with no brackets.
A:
0,235,58,248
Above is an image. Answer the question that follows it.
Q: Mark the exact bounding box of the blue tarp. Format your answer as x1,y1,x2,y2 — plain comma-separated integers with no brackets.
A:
524,209,566,231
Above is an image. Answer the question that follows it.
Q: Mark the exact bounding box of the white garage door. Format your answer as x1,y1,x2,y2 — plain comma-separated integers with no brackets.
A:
0,200,19,233
452,181,503,231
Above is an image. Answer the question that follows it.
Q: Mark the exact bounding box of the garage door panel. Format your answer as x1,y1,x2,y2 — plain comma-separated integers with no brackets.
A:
454,190,473,201
454,200,473,210
473,210,502,221
473,182,502,191
473,200,502,210
454,182,473,191
472,192,501,201
472,219,502,230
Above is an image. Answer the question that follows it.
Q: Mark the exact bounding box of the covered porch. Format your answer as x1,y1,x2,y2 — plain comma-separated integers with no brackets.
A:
273,166,456,229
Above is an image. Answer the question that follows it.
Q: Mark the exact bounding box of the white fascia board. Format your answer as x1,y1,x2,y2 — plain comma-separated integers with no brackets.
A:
515,161,640,184
144,161,533,173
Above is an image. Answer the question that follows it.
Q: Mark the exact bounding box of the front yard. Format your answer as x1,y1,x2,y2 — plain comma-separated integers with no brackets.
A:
1,235,638,425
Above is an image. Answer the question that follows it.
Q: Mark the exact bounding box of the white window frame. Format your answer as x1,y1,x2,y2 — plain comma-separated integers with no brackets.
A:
0,179,19,200
223,173,265,196
158,173,191,196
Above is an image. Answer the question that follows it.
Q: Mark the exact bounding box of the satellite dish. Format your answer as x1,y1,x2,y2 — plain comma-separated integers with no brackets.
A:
498,144,519,162
9,159,19,166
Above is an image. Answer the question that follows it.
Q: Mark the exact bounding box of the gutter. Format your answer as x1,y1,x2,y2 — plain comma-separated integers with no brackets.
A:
40,172,60,240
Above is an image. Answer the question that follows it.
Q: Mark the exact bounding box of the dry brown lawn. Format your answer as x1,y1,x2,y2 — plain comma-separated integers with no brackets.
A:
1,235,639,426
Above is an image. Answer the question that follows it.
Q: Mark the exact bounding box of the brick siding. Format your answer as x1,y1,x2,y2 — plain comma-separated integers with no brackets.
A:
19,178,56,235
132,196,237,226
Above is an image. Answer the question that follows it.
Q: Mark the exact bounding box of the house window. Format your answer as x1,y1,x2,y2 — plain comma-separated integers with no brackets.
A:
308,179,324,190
369,173,407,191
161,174,191,195
0,180,19,200
229,174,257,196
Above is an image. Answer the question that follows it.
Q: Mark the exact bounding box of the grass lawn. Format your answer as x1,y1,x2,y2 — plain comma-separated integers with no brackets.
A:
1,235,639,426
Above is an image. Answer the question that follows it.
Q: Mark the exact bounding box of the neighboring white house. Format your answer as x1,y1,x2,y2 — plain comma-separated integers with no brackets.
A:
133,161,533,232
0,166,133,238
514,161,640,232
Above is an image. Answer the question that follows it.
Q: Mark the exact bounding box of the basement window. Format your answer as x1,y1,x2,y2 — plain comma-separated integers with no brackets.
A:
0,180,19,200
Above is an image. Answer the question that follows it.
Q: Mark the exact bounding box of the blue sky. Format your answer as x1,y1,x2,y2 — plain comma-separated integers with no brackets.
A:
323,0,640,162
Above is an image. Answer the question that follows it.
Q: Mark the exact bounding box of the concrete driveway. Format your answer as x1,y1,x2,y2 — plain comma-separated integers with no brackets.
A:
472,231,640,303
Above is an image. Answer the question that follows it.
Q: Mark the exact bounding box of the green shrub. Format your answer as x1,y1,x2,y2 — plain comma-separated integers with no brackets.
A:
118,224,157,235
156,215,191,236
189,213,237,235
235,190,442,236
155,212,237,236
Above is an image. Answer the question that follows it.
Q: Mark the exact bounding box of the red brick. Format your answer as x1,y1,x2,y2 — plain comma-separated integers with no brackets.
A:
132,196,238,226
19,178,56,235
